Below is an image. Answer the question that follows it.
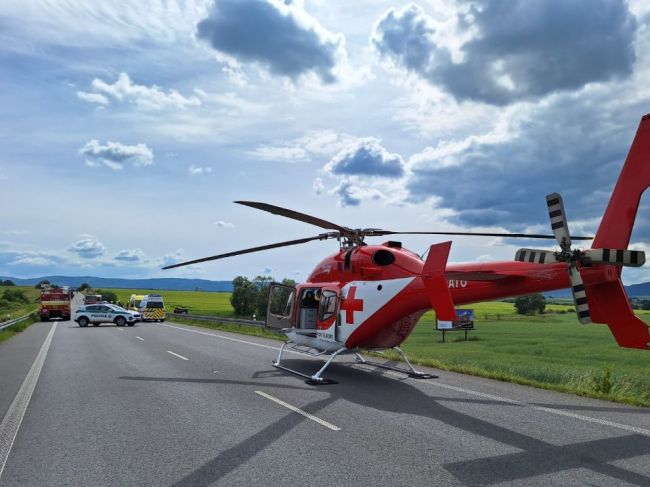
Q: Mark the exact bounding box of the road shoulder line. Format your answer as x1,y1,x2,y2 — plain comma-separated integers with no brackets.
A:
0,322,57,479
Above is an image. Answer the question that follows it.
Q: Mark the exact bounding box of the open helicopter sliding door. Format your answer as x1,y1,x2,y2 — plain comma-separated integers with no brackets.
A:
266,283,296,330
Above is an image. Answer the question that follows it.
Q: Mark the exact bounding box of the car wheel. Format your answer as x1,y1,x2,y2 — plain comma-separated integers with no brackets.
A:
78,317,89,327
160,319,165,322
115,316,126,327
127,322,135,327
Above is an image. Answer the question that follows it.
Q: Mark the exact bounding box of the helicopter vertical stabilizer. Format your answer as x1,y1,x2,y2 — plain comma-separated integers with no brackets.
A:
586,115,650,349
593,114,650,250
421,241,457,321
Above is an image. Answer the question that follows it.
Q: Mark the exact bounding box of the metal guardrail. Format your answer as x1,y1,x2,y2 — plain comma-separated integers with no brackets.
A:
0,313,34,331
172,313,266,328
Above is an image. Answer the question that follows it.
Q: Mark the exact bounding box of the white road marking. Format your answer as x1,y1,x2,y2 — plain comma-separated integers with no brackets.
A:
0,323,57,479
368,367,650,438
430,381,650,437
255,391,340,431
158,322,279,351
116,328,123,331
166,350,189,361
159,322,650,437
157,322,306,357
136,336,144,341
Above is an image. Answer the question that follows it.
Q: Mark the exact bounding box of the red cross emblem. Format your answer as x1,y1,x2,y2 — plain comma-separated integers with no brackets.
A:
341,286,364,324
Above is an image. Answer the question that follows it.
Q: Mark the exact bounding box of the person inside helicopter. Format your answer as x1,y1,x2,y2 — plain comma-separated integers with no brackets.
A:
299,288,321,329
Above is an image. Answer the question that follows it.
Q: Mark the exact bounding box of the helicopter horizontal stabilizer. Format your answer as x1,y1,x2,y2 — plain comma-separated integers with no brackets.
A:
421,241,457,321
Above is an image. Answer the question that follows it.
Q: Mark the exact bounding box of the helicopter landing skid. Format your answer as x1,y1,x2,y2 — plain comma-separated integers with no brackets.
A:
272,342,346,385
354,347,438,380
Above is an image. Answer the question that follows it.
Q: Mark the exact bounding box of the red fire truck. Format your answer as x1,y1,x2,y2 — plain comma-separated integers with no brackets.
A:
40,288,71,321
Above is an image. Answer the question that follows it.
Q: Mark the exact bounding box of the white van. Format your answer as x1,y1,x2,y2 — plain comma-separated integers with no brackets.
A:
138,294,166,322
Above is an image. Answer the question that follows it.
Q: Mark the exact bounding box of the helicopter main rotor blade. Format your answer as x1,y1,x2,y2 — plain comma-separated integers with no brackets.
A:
162,234,331,270
235,201,352,234
379,231,593,240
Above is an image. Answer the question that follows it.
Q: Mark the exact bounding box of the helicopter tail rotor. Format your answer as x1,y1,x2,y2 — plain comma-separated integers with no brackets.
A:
515,192,645,325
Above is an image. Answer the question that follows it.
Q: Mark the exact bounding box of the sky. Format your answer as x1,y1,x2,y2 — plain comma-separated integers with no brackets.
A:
2,0,650,284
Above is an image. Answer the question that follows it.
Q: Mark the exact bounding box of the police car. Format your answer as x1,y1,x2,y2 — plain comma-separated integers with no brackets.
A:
74,303,141,327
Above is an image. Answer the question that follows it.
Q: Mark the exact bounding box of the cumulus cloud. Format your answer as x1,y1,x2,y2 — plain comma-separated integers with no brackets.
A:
334,181,361,207
405,90,649,233
325,137,405,178
313,177,324,195
160,248,184,268
76,91,109,105
215,220,235,228
80,72,201,110
189,164,212,175
249,130,358,162
67,236,106,259
114,248,146,262
196,0,345,83
372,1,637,105
80,140,154,170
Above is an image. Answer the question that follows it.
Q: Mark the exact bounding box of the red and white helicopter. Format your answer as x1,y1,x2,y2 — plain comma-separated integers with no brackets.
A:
165,115,650,384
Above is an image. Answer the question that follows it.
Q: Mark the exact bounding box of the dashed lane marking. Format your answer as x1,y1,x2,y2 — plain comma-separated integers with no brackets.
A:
255,391,340,431
136,336,144,341
166,350,189,361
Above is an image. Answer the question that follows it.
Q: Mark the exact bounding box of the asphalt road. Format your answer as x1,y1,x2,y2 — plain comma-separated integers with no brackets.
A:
1,313,650,486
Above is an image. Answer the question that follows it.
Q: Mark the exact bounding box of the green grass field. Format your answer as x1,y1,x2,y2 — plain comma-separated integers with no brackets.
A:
401,307,650,406
105,288,235,316
99,288,650,406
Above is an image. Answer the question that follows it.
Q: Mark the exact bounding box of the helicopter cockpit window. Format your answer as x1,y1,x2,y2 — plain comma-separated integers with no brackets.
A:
319,290,338,322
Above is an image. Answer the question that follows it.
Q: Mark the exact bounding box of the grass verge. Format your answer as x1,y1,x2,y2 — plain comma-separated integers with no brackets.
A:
0,314,40,344
166,315,285,341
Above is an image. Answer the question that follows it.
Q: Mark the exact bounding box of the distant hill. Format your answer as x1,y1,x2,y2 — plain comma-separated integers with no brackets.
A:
545,282,650,299
0,275,233,292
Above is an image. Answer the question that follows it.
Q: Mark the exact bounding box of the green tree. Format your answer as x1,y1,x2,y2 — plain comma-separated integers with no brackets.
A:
1,279,15,286
514,293,546,315
95,289,117,303
253,276,274,318
230,276,259,316
35,280,50,289
78,282,91,292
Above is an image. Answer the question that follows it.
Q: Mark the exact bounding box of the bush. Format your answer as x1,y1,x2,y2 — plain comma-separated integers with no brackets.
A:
514,293,546,315
2,289,28,303
95,289,117,303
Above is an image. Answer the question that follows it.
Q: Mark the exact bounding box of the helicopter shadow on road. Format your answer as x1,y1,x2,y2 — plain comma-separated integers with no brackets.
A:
121,357,650,486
